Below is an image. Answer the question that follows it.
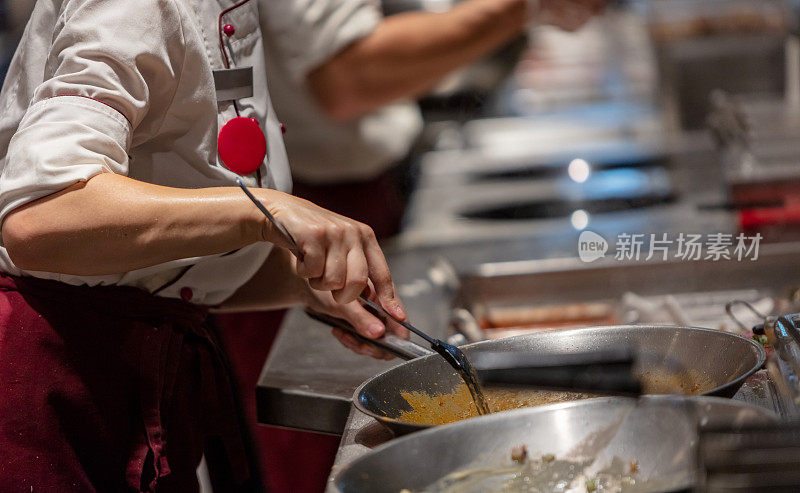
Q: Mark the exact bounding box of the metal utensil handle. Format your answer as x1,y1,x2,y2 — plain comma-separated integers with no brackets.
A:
304,309,434,360
236,178,304,258
358,297,435,345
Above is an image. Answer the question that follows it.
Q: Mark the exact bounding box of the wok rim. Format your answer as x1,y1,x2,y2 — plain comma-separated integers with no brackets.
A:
336,395,778,492
352,325,767,427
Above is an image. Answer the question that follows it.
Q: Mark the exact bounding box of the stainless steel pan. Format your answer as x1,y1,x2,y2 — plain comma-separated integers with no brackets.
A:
343,325,766,436
335,396,778,492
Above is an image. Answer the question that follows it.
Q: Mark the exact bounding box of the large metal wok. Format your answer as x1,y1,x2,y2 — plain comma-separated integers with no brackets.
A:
335,396,777,492
350,325,766,436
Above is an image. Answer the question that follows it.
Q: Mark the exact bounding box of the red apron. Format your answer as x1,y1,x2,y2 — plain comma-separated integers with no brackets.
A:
0,274,256,492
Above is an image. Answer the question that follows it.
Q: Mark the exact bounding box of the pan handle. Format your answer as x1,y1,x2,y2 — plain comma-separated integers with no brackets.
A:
304,309,435,360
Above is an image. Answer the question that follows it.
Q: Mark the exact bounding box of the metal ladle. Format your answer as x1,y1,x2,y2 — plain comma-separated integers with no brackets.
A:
236,178,491,414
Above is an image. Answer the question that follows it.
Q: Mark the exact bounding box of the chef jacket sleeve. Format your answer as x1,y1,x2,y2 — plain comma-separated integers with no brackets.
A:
259,0,382,82
0,0,186,224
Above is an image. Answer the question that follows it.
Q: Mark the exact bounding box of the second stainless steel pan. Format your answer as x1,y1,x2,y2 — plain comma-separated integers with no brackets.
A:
334,396,778,492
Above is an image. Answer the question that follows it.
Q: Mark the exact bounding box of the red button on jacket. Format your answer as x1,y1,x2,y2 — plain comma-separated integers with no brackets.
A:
180,287,193,302
218,117,267,175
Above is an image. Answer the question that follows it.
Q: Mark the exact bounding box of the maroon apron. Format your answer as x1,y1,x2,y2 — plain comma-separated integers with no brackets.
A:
0,274,255,492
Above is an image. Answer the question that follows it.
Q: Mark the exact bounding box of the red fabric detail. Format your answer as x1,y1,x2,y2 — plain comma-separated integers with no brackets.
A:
180,286,194,302
215,311,340,493
218,117,267,176
223,24,236,37
0,275,251,492
218,0,254,69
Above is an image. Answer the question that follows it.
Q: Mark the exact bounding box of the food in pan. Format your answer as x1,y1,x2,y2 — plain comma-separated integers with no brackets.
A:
397,386,596,425
638,368,711,395
396,370,710,426
510,444,527,464
415,449,652,493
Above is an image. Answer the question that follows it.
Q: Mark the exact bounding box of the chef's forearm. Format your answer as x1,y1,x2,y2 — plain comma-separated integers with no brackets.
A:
1,172,267,275
308,0,527,120
213,247,309,312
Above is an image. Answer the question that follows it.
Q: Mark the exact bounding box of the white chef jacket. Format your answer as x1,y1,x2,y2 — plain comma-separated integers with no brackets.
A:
259,0,423,184
0,0,292,306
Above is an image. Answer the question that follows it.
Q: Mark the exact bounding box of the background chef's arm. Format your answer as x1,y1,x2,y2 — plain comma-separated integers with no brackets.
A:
307,0,528,120
1,172,266,275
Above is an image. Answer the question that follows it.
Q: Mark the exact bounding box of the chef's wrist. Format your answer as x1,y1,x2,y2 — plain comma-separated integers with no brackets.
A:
242,188,280,245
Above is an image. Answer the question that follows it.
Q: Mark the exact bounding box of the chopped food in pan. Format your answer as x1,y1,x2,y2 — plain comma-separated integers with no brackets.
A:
510,445,527,464
412,450,659,493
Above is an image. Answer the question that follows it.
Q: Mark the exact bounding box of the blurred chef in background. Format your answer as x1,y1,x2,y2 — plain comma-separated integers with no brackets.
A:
260,0,608,238
214,1,610,492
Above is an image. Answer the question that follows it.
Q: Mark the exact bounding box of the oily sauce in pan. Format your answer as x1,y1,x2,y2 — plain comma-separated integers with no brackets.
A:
396,370,712,426
398,387,595,425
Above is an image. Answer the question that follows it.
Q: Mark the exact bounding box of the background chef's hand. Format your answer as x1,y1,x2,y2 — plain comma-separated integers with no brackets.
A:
304,283,410,360
257,190,405,320
528,0,608,31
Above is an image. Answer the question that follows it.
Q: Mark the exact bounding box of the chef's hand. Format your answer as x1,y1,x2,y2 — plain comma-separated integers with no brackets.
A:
529,0,607,31
304,282,410,360
257,190,405,320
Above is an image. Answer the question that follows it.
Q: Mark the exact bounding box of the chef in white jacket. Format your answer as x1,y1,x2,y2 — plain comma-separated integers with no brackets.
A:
0,0,405,490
